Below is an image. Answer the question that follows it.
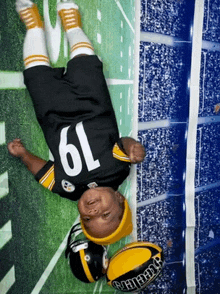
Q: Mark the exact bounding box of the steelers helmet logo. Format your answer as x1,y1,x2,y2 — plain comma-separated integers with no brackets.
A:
62,179,75,192
65,223,109,284
106,242,164,292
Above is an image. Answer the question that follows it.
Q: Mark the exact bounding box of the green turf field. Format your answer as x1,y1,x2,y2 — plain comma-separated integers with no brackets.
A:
0,1,136,293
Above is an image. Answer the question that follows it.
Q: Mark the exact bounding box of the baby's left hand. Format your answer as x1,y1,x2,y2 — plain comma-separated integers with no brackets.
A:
129,142,146,164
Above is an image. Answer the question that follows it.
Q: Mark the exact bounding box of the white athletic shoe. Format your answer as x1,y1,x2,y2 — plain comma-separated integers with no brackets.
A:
15,0,34,13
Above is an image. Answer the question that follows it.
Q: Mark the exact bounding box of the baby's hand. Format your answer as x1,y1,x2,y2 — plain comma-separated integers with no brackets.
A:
129,142,146,164
7,139,27,158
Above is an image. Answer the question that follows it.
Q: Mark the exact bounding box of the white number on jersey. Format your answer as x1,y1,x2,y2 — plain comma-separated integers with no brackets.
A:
59,122,101,177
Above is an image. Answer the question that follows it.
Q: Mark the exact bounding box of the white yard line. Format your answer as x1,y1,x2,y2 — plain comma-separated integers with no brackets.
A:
30,216,80,294
0,171,9,199
0,220,12,250
106,79,133,85
0,122,6,145
0,72,25,89
114,0,134,33
0,266,16,294
185,1,205,293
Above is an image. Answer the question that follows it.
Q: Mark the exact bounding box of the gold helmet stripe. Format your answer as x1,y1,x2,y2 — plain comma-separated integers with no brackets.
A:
79,250,95,283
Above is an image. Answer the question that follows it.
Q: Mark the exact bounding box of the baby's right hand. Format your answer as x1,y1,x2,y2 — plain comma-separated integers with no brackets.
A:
7,139,27,158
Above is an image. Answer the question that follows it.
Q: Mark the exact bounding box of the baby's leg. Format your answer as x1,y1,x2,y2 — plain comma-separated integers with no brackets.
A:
16,0,50,69
57,0,95,59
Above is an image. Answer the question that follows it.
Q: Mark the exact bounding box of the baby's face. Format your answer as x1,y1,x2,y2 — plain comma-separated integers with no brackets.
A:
78,187,124,238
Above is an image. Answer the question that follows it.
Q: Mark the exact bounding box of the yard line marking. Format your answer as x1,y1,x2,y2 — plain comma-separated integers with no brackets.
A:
185,1,205,293
97,33,102,44
115,0,134,33
128,87,131,115
0,220,12,250
0,171,9,199
30,216,80,294
0,266,16,294
106,79,133,85
97,9,101,21
0,122,6,145
0,72,25,89
129,45,131,56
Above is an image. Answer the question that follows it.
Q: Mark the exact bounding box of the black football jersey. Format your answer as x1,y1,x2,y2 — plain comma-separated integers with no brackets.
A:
24,56,131,201
35,119,131,200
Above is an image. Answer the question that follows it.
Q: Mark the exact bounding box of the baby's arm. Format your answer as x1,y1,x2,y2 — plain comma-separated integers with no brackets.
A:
121,137,145,164
7,139,47,176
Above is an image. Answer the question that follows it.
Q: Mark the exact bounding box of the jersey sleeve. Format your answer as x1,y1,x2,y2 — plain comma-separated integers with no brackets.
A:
112,139,131,162
35,160,55,191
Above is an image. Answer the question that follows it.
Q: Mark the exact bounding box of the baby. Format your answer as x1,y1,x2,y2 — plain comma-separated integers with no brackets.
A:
8,0,145,245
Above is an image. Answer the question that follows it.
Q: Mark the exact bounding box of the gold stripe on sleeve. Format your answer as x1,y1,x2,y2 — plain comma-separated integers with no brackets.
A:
112,143,131,162
39,165,55,191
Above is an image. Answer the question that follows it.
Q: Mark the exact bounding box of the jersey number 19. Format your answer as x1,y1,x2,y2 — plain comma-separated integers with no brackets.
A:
59,122,101,177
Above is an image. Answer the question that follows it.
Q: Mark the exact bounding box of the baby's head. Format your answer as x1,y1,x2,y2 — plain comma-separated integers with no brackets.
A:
77,187,133,245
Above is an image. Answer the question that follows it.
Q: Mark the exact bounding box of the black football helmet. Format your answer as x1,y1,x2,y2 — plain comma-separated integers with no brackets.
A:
65,223,109,283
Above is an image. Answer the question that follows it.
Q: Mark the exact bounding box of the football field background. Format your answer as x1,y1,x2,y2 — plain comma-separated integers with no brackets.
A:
2,1,220,294
0,0,137,293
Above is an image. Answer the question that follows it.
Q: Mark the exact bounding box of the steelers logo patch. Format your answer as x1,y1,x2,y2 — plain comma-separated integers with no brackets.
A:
62,180,75,193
